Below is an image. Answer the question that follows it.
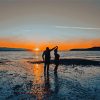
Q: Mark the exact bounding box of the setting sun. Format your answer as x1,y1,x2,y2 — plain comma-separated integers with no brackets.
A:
34,48,40,51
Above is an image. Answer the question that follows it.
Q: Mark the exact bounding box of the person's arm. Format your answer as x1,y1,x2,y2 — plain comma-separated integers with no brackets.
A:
50,46,58,51
42,51,45,61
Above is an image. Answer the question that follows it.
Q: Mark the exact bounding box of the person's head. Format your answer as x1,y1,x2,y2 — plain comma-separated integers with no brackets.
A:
46,47,49,51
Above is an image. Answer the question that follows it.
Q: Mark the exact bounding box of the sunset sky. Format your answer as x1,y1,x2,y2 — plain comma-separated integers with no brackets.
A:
0,0,100,50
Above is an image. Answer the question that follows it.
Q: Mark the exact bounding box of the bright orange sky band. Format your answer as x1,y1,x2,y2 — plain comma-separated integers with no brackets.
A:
0,38,100,51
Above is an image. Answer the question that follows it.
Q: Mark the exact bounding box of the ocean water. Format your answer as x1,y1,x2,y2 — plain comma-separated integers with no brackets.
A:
59,51,100,61
0,51,100,100
0,51,100,61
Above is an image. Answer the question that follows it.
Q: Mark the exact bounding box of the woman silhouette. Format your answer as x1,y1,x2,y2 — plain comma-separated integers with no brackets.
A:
54,46,60,73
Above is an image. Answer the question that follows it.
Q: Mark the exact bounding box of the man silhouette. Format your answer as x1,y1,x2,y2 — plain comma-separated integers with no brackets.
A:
42,46,58,73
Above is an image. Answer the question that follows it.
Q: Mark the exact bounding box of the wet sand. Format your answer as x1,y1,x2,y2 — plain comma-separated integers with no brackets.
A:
0,58,100,100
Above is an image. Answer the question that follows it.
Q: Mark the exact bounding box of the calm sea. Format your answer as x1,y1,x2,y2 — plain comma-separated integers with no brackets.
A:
0,51,100,61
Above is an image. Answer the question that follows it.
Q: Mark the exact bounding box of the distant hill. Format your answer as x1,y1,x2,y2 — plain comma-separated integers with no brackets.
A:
0,47,30,51
70,47,100,51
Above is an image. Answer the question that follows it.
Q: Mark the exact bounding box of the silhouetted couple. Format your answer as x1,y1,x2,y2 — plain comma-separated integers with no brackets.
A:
42,46,60,74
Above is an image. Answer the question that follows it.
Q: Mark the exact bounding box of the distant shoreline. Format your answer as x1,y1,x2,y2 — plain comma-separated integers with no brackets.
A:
0,47,30,51
0,46,100,51
70,47,100,51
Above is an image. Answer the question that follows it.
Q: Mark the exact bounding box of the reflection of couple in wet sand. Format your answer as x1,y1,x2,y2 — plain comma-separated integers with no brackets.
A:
44,72,59,99
42,46,60,74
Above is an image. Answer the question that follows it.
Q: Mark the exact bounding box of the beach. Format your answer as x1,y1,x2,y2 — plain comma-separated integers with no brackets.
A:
0,51,100,100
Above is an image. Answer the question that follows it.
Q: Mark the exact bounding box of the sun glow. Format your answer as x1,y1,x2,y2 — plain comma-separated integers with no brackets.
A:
34,48,40,51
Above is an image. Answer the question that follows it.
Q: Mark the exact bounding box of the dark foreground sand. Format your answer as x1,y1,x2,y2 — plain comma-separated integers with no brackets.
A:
0,58,100,100
28,58,100,66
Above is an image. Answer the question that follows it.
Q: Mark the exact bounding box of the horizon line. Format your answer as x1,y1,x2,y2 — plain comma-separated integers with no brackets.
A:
0,46,100,51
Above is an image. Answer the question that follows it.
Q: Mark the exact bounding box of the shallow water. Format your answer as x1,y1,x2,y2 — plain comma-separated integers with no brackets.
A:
0,51,100,100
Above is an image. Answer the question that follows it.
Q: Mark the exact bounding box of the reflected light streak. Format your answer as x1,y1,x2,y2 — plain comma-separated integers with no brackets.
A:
32,64,44,100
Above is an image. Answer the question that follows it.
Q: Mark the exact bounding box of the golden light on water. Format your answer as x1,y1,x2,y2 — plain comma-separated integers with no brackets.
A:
32,64,44,100
33,64,44,84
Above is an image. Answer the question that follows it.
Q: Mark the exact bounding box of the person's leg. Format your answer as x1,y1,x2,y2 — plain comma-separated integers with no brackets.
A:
54,64,58,73
44,63,46,74
47,64,49,73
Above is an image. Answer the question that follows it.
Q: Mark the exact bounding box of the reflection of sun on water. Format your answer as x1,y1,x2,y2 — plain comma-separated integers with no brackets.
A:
34,48,41,60
32,64,44,100
33,64,44,84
